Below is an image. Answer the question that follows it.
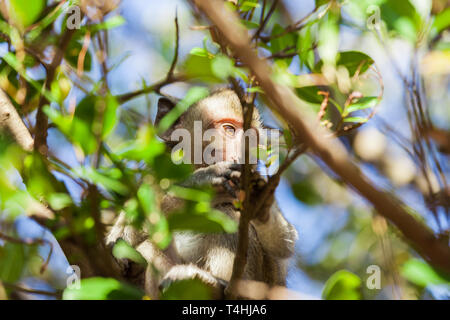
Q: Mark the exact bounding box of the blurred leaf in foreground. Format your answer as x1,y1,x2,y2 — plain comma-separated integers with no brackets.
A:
63,277,144,300
160,278,212,300
322,270,362,300
112,239,147,265
7,0,45,29
401,258,450,288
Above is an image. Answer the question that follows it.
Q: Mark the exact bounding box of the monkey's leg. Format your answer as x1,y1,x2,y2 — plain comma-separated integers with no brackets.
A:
251,202,298,259
132,240,175,299
106,212,181,298
159,264,228,299
238,170,298,259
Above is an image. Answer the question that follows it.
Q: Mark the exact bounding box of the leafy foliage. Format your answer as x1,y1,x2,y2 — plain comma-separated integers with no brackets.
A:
0,0,447,301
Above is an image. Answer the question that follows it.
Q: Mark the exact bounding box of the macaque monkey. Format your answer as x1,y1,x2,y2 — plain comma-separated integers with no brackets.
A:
106,89,297,299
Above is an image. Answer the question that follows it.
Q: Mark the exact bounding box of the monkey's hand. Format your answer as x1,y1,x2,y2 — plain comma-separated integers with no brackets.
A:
180,162,242,198
159,264,227,299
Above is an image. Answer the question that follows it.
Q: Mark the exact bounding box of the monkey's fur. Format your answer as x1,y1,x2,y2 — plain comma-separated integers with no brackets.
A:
106,89,297,299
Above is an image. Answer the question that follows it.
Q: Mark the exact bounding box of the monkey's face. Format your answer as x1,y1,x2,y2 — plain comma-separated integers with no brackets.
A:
156,89,262,167
203,118,245,164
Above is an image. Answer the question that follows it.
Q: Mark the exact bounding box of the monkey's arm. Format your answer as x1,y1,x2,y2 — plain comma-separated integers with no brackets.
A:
251,202,298,259
106,211,178,298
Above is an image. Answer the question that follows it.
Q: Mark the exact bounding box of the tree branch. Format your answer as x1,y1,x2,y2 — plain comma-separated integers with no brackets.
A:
34,28,76,156
193,0,450,273
0,89,34,151
115,73,186,104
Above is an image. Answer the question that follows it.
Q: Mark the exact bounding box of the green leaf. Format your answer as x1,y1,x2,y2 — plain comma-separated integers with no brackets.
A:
168,206,237,234
8,0,45,29
317,10,339,65
23,152,62,200
246,86,263,93
47,94,119,155
343,116,368,123
151,214,172,250
184,54,218,82
189,47,210,57
241,19,259,29
379,0,422,42
240,0,260,12
73,167,129,195
316,0,330,7
63,277,144,300
283,129,293,149
160,278,212,300
211,55,235,80
295,86,327,104
48,193,73,210
74,95,97,129
115,127,165,163
322,270,362,300
84,15,126,34
270,24,298,65
71,120,97,155
291,180,322,205
0,242,25,283
43,105,70,133
315,51,374,77
432,8,450,35
112,240,147,265
298,26,315,70
401,259,449,288
2,53,55,102
137,184,155,215
344,96,379,115
26,0,73,41
102,95,119,138
169,185,212,203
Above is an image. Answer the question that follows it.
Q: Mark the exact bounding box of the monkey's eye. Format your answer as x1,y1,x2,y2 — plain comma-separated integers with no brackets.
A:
222,124,236,136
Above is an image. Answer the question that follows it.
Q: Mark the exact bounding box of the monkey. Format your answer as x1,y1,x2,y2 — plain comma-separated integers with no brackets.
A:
106,89,298,299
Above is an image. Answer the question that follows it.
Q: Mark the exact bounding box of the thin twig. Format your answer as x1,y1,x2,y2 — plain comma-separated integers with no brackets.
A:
251,0,278,41
115,73,186,104
77,31,91,77
259,3,329,42
167,11,180,82
317,91,329,122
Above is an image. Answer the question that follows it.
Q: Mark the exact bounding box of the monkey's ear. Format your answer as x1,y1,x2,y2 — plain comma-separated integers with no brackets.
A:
155,96,182,142
155,97,176,127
